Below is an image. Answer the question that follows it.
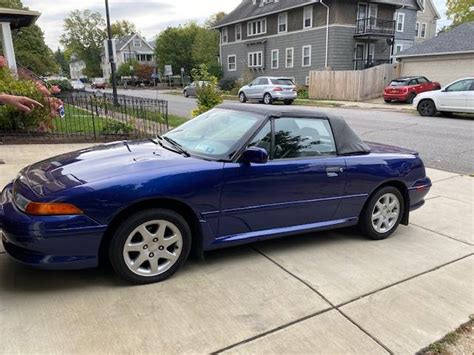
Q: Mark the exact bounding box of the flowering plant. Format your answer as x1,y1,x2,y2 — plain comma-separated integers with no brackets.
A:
0,55,63,132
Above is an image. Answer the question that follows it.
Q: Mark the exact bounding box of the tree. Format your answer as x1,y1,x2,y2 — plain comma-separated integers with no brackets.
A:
446,0,474,27
117,60,138,78
54,48,69,77
155,23,200,74
0,0,57,75
111,20,138,38
192,27,221,78
60,10,106,78
191,64,223,117
205,12,227,29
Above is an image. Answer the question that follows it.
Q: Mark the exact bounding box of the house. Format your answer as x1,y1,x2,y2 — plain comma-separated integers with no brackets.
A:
393,0,440,55
101,32,156,80
214,0,422,85
395,22,474,86
0,7,40,73
69,54,86,80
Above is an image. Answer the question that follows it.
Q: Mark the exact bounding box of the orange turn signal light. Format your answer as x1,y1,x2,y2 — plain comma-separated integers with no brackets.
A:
25,202,83,216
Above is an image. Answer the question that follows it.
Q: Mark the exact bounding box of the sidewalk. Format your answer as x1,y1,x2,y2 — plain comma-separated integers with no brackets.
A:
0,144,472,354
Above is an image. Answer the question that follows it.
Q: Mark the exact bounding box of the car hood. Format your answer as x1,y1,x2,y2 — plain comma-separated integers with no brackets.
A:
21,140,204,196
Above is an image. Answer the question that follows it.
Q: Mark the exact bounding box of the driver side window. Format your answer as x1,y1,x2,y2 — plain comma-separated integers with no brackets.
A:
273,118,337,159
446,80,473,92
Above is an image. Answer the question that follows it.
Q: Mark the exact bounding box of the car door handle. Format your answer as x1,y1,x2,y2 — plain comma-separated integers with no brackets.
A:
326,167,344,177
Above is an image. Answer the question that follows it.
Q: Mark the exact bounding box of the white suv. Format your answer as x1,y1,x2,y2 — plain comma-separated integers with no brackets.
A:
413,77,474,116
238,77,297,105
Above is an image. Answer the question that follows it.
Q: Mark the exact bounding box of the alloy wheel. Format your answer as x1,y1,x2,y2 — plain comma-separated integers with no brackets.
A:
264,94,272,105
123,220,183,277
418,100,435,116
371,193,400,234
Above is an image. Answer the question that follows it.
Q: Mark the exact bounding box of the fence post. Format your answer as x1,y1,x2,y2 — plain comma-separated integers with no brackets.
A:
89,96,97,141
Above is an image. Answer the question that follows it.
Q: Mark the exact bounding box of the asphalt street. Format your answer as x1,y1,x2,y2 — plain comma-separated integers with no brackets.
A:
96,88,474,174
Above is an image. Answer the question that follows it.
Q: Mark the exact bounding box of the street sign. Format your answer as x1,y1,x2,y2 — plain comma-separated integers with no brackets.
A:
164,65,173,76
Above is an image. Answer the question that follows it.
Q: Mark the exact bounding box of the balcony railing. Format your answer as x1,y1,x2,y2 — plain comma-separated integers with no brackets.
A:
353,59,391,70
355,18,396,36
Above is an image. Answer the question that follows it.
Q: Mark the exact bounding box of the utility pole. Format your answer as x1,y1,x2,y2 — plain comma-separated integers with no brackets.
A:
105,0,118,105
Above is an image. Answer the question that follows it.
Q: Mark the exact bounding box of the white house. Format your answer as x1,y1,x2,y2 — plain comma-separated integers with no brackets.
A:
0,7,40,73
101,32,156,79
69,54,86,80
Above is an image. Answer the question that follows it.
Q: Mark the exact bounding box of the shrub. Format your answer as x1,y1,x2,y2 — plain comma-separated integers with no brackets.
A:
103,121,134,134
219,77,238,92
0,56,63,132
191,64,223,117
297,85,309,99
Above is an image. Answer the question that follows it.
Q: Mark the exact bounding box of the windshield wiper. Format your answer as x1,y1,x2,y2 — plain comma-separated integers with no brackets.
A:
162,136,190,157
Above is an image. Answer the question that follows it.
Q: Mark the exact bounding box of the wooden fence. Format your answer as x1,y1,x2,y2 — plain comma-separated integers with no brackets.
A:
308,63,401,102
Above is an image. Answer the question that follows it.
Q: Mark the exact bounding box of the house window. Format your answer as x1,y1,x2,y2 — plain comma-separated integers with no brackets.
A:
133,38,141,47
271,49,279,69
278,12,287,33
395,44,403,54
247,18,267,36
302,45,311,67
369,44,375,63
305,76,310,86
303,6,313,28
285,47,294,68
222,27,228,43
248,51,263,68
396,13,405,32
421,23,427,38
123,52,136,61
228,55,237,71
235,24,242,41
415,22,420,37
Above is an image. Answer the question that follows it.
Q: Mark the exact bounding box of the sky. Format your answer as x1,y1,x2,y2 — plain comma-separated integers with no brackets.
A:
22,0,450,51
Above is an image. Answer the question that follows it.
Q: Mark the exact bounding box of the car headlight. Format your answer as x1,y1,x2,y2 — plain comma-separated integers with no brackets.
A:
13,191,31,212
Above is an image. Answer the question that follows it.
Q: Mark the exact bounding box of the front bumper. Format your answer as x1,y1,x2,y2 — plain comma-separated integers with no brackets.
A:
0,184,107,270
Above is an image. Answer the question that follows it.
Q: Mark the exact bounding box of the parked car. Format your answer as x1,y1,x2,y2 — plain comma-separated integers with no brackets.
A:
414,77,474,117
0,104,431,284
71,80,85,91
91,78,106,90
183,81,208,97
383,76,441,104
239,77,297,105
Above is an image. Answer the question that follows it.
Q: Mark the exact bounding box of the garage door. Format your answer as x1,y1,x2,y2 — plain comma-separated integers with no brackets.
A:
400,54,474,86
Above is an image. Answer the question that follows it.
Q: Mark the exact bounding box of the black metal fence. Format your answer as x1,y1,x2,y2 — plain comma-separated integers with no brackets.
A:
0,91,169,143
354,18,396,36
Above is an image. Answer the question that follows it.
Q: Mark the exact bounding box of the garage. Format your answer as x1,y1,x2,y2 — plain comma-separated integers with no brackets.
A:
396,22,474,87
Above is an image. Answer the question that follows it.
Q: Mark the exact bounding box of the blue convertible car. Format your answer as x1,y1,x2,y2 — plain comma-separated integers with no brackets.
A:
0,104,431,284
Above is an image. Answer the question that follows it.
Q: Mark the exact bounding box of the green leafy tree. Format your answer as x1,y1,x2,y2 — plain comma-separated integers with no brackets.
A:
111,20,138,37
116,60,139,78
60,10,106,78
54,48,69,77
205,12,227,29
446,0,474,27
192,27,221,78
191,64,223,117
0,0,57,75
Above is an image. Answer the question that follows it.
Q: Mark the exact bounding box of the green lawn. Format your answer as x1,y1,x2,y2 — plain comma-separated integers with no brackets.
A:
53,105,111,134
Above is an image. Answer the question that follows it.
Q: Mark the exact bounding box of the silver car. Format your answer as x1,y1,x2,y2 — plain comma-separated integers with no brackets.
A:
183,81,208,97
238,76,297,105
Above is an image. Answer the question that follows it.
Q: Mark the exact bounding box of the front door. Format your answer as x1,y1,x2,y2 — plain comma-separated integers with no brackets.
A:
218,117,347,241
355,43,365,70
438,79,473,111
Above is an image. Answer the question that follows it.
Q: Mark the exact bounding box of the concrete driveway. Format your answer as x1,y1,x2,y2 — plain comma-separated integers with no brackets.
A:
0,145,472,354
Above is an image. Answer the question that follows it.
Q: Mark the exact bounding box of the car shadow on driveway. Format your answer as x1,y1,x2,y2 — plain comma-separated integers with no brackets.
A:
0,228,369,294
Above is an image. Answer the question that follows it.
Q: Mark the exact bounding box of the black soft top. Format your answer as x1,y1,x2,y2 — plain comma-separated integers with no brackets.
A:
217,103,371,156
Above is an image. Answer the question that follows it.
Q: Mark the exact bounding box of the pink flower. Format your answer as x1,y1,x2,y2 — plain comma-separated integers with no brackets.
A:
0,56,6,68
50,85,61,94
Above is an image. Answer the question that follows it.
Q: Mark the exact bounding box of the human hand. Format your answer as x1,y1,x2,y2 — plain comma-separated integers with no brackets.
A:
0,94,43,112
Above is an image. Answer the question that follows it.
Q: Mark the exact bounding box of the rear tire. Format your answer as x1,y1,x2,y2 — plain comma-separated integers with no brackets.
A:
284,100,293,105
407,92,417,104
183,90,189,98
359,186,404,240
417,99,437,117
263,93,273,105
384,99,391,103
109,209,191,284
239,92,247,103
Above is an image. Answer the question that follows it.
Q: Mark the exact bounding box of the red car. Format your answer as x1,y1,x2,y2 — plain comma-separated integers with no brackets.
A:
384,76,441,104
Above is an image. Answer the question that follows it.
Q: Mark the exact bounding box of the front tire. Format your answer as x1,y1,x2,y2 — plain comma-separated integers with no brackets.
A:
263,93,273,105
239,92,247,103
183,90,189,98
109,209,191,284
359,187,404,240
417,99,437,117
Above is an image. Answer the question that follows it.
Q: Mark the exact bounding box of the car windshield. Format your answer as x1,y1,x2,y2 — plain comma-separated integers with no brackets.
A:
389,80,409,86
163,108,263,160
271,79,294,86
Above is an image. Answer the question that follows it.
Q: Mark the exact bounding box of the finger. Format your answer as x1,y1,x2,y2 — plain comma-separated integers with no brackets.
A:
14,103,32,112
21,97,43,108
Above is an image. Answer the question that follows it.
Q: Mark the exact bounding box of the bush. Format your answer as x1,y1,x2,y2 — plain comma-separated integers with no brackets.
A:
219,77,238,92
103,121,134,134
297,85,309,99
47,79,73,92
0,56,62,132
191,64,223,117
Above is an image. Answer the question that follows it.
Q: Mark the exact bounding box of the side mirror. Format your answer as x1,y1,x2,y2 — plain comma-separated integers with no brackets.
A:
248,83,253,87
240,147,268,164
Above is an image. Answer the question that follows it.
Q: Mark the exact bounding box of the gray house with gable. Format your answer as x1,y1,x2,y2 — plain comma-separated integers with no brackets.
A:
214,0,422,85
